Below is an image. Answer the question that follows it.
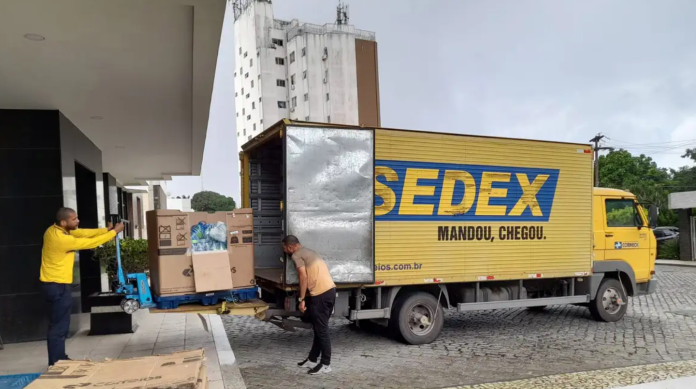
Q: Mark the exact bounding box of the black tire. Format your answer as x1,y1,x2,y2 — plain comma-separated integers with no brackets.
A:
389,292,444,345
589,278,628,322
527,305,547,312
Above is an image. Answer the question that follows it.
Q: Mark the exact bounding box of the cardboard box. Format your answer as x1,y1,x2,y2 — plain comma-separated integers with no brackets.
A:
146,210,195,296
226,209,256,289
27,349,206,389
192,251,234,292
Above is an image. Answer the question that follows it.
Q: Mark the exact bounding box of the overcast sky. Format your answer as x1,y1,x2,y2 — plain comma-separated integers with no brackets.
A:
167,0,696,200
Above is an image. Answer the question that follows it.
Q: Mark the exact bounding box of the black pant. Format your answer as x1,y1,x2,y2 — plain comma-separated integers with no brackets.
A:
41,282,72,366
307,288,336,366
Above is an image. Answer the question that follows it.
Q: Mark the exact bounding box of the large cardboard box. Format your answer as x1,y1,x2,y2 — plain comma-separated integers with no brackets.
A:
27,349,207,389
146,210,195,296
226,209,256,289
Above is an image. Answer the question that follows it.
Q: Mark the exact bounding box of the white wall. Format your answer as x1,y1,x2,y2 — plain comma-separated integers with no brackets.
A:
167,198,193,212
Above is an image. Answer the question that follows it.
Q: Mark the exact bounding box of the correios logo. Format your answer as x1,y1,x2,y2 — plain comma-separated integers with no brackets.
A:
374,160,560,222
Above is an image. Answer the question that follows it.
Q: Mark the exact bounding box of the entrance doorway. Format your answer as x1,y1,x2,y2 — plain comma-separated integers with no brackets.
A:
75,161,99,313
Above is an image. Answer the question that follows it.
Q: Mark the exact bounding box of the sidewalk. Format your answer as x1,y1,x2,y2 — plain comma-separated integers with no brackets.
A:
656,259,696,267
0,311,246,389
444,359,696,389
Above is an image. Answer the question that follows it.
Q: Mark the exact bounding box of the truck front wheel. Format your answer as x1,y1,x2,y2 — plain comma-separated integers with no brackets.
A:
589,278,628,322
390,292,444,345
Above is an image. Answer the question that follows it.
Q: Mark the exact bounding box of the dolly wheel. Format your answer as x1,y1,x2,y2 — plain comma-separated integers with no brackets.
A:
121,299,140,314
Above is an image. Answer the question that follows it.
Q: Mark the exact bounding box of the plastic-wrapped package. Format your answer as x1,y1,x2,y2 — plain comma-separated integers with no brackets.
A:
209,222,227,243
191,221,228,252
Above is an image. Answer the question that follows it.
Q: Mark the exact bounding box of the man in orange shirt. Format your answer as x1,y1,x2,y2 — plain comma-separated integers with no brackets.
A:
282,235,336,375
40,207,123,366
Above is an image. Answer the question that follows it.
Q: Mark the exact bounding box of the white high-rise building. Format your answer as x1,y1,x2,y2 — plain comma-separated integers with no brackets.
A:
232,0,381,150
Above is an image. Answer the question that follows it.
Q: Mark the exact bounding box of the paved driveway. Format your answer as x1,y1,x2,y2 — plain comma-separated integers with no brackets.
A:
224,266,696,389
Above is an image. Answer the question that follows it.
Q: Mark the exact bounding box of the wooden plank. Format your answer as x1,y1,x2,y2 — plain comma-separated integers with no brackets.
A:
149,299,269,316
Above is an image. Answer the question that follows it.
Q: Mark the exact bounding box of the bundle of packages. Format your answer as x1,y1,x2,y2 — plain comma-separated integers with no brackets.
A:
26,349,208,389
191,221,228,252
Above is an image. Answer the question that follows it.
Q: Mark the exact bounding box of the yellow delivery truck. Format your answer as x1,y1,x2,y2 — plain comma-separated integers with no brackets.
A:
239,120,658,345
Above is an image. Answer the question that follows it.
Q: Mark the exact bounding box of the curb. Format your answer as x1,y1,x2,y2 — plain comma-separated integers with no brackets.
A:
210,315,247,389
656,260,696,268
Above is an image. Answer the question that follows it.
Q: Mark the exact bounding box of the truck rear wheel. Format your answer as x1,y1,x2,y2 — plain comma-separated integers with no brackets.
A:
589,278,627,322
390,292,444,345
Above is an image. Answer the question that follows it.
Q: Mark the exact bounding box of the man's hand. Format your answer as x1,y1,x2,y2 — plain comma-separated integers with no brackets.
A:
113,222,125,234
106,222,113,231
299,300,306,313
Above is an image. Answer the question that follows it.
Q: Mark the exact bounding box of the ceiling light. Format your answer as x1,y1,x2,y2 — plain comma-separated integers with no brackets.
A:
24,33,45,41
90,116,103,120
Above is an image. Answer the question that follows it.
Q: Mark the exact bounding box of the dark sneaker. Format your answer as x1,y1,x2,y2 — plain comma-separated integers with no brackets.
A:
298,358,317,369
308,363,332,375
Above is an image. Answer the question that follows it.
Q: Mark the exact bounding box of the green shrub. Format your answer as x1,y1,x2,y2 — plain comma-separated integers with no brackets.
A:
659,239,680,260
93,238,149,282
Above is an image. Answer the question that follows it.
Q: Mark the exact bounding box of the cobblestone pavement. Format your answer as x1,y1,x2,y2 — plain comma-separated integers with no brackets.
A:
223,266,696,389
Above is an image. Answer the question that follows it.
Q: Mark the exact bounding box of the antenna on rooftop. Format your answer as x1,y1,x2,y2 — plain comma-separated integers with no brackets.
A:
336,1,349,25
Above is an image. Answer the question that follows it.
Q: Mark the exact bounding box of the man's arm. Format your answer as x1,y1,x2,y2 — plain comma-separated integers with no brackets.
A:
298,267,308,300
61,230,117,251
70,228,109,238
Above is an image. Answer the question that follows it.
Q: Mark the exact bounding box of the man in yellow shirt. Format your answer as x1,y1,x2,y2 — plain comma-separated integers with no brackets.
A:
40,207,123,366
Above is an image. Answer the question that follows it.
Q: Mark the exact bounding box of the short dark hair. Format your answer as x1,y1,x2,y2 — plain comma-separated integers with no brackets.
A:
56,207,76,224
282,235,300,245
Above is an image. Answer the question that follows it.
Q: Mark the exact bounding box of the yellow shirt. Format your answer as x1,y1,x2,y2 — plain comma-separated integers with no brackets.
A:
40,226,117,284
291,247,336,296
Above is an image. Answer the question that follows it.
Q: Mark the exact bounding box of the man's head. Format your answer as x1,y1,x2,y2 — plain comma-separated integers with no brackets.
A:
56,207,79,231
282,235,302,254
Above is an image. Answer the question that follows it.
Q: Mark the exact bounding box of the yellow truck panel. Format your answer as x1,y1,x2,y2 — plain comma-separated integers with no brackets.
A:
373,129,594,286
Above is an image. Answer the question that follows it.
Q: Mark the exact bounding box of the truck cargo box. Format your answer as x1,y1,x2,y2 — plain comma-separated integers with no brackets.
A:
241,120,593,288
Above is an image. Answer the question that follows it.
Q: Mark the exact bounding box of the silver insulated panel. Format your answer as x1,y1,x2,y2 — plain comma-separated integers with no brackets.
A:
285,126,374,284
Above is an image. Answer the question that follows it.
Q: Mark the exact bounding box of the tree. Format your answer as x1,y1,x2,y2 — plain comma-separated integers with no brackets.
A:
191,191,236,212
598,149,674,225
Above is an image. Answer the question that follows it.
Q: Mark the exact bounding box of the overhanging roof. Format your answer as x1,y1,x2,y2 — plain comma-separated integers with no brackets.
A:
0,0,225,185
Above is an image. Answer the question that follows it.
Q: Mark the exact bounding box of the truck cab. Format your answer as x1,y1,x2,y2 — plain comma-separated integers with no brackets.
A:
588,188,658,320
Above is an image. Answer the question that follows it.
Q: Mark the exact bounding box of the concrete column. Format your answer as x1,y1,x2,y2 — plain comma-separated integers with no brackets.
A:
678,209,694,261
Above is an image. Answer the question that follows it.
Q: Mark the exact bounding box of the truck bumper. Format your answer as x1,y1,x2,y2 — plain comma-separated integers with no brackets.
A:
636,279,658,296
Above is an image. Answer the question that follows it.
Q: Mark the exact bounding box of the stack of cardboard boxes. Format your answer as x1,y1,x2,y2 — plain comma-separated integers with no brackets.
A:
146,209,255,297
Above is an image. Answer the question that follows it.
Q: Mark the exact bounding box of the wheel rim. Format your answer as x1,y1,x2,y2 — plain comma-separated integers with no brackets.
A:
602,287,623,315
123,299,139,314
408,304,435,336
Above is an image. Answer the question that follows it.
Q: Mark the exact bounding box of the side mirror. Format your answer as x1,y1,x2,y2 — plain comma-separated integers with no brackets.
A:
648,205,659,229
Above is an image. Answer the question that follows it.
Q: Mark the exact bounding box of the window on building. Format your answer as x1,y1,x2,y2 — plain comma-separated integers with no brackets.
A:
305,116,309,121
243,128,246,135
257,51,260,57
291,96,297,108
245,73,249,79
240,67,242,75
303,70,307,79
244,51,248,58
246,93,250,99
247,114,251,120
302,47,306,57
234,72,236,78
241,87,244,94
251,80,254,88
236,112,238,117
277,79,286,87
248,135,252,140
605,200,641,227
326,93,330,101
272,38,283,47
250,58,253,67
327,115,331,123
252,102,255,110
242,108,245,115
323,47,328,56
259,97,262,102
253,123,256,131
235,92,238,97
289,51,296,63
278,101,287,109
325,69,329,78
304,93,308,102
275,57,285,65
290,74,295,86
260,119,263,124
258,74,261,79
239,47,242,55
